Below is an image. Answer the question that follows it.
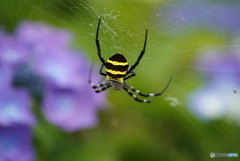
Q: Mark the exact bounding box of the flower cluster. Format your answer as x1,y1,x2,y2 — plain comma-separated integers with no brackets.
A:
179,0,240,121
187,45,240,121
0,22,106,161
160,0,240,122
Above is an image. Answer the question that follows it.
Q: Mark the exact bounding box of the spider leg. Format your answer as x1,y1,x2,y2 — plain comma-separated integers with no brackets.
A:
89,81,110,89
96,18,106,65
99,64,106,76
124,71,136,81
127,29,148,75
88,63,107,88
89,65,111,93
123,85,152,103
94,84,111,93
124,76,172,97
89,76,111,93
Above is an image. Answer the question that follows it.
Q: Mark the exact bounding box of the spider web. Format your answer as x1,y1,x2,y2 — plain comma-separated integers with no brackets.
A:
1,0,240,117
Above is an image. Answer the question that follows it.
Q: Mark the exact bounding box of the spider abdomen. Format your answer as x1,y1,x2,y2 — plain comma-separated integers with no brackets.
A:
105,53,129,82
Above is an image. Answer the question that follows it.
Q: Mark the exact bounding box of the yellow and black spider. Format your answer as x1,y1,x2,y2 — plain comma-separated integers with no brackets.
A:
89,18,172,103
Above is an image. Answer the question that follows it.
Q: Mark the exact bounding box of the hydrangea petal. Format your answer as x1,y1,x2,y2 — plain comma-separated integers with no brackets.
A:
188,88,227,120
0,36,29,67
187,74,240,120
0,88,36,126
0,66,13,90
16,21,72,52
33,50,90,89
42,88,98,131
0,126,35,161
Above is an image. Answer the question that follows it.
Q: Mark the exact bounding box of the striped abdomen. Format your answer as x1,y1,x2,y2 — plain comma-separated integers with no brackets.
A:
105,53,129,82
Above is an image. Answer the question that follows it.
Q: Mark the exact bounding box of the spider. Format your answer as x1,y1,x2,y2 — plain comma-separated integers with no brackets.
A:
89,18,172,103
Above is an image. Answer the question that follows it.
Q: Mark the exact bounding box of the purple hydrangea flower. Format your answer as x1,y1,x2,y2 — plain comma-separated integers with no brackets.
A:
187,41,240,122
0,87,35,126
0,126,35,161
15,22,72,54
33,50,86,89
0,21,107,161
188,77,240,121
0,21,107,131
0,66,13,89
42,88,99,131
0,33,29,68
160,0,240,35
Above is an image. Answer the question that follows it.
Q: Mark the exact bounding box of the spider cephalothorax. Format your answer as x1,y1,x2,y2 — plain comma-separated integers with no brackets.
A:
89,18,172,103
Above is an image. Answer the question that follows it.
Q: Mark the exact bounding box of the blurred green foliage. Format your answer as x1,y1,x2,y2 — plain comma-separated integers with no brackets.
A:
0,0,239,161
